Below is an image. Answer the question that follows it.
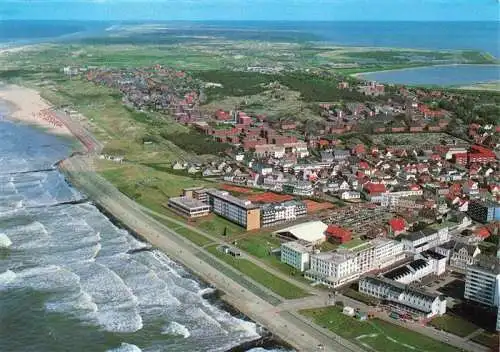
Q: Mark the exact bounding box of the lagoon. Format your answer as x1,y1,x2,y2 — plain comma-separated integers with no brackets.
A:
357,64,500,87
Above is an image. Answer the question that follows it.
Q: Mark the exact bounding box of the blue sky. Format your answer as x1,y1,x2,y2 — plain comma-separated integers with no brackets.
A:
0,0,498,21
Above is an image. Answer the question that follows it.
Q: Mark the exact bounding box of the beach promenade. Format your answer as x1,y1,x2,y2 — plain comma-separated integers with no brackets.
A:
59,154,358,352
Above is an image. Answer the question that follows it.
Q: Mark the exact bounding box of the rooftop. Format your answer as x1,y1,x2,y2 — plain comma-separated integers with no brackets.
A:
205,188,258,209
169,196,210,209
282,240,313,253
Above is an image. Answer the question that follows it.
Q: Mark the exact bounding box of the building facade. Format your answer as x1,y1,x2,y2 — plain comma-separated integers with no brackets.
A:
281,240,313,272
468,200,500,223
167,196,211,218
359,275,447,318
205,189,261,230
305,238,405,288
261,200,307,228
464,256,500,307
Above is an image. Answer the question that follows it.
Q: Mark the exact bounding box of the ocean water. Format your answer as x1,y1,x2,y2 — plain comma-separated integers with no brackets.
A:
0,118,286,352
0,20,498,57
358,64,500,86
197,21,500,57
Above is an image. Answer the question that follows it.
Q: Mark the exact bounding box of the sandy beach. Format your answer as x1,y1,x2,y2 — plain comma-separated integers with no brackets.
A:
0,84,72,136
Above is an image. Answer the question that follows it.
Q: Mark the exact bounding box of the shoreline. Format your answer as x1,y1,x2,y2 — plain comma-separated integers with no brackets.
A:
86,198,292,351
351,63,500,78
0,84,72,137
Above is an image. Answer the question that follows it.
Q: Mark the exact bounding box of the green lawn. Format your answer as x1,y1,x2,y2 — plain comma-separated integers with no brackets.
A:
206,245,310,299
235,233,281,258
196,215,245,238
234,234,312,283
301,307,460,352
149,215,213,247
429,314,479,337
471,331,498,349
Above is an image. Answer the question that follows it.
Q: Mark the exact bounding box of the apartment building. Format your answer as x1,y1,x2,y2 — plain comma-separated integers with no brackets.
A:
305,251,360,288
383,251,446,285
400,224,449,254
280,240,313,272
183,186,208,203
167,196,211,218
464,255,500,307
205,189,261,230
260,200,307,227
304,238,405,288
359,275,447,318
468,200,500,223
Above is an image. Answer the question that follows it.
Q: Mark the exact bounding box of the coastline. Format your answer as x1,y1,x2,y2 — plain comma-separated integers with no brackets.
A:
351,63,500,79
0,83,295,351
0,84,72,136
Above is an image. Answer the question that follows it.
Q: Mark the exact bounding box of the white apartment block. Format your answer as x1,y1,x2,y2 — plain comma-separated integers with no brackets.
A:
383,251,447,285
305,251,360,288
400,225,449,254
464,255,500,307
359,275,447,318
260,200,307,228
305,238,405,288
280,240,313,272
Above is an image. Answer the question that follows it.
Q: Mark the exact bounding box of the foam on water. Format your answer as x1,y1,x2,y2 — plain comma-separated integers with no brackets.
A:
162,321,191,338
0,269,17,285
0,121,264,351
0,233,12,248
107,343,143,352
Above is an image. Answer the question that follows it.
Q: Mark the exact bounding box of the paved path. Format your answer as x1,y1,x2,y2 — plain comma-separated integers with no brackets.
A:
463,328,484,341
60,155,349,352
139,205,324,295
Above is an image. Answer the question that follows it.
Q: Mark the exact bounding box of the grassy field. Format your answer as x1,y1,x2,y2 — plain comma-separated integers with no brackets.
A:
301,307,460,352
206,244,310,299
150,215,214,247
429,314,479,337
233,233,306,277
195,215,246,238
98,162,207,213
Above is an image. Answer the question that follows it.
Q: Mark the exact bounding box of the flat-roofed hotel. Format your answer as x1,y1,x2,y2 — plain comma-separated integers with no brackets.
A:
205,188,261,230
168,196,211,218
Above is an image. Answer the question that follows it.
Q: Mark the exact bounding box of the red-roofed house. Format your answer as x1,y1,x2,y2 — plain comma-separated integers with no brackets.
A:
352,144,366,156
325,225,352,244
364,182,387,195
453,153,468,166
358,161,370,169
215,109,232,121
388,217,407,236
474,227,491,240
468,145,496,164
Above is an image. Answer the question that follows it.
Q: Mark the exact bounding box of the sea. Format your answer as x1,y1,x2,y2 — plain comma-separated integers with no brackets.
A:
0,114,288,351
357,64,500,86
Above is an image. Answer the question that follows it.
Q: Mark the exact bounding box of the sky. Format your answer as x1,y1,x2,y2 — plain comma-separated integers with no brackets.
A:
0,0,498,21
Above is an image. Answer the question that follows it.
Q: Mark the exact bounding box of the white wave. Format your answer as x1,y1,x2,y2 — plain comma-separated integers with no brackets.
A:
106,343,142,352
198,287,216,296
0,233,12,248
0,270,17,285
162,321,191,338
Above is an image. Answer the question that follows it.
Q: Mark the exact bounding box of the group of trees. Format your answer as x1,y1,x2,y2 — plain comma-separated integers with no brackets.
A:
160,130,231,155
193,70,375,103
